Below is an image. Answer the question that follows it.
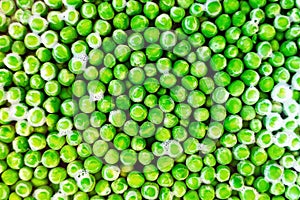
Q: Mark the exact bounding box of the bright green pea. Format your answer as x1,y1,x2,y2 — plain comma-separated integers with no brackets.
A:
216,183,232,199
19,166,33,182
126,0,142,16
111,177,128,195
129,135,145,152
274,14,291,32
126,171,145,189
145,43,163,62
47,11,64,30
63,8,80,26
159,0,175,12
183,137,200,155
130,51,146,67
229,173,245,191
93,19,111,36
169,6,185,23
112,65,127,81
154,127,170,142
12,135,28,153
112,13,130,30
131,15,149,32
242,86,260,105
258,24,276,41
95,180,111,196
285,185,300,200
0,0,16,16
181,15,200,35
113,45,130,63
223,0,239,14
82,156,102,174
237,36,253,53
237,160,256,177
241,20,259,37
124,188,142,200
101,165,120,182
80,2,97,18
215,14,231,31
8,22,27,40
157,172,175,188
111,0,126,12
244,52,261,69
10,41,25,56
200,166,216,184
0,68,13,87
3,53,23,71
0,35,12,53
1,168,18,186
15,181,33,198
155,13,172,31
97,2,114,21
142,3,159,21
141,182,159,200
6,151,23,170
198,185,215,200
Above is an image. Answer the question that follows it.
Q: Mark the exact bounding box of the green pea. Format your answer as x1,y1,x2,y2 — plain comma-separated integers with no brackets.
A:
258,24,276,41
130,51,146,67
181,16,200,35
8,22,27,40
215,14,232,31
170,6,185,23
126,0,142,16
223,0,239,14
141,182,160,200
237,160,256,177
158,0,175,12
205,0,222,17
93,19,111,37
155,14,172,31
131,15,149,32
0,0,16,16
0,35,12,53
216,183,232,199
128,32,144,51
112,13,130,30
237,36,253,53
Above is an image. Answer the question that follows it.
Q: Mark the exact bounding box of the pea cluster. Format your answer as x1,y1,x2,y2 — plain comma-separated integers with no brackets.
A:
0,0,300,199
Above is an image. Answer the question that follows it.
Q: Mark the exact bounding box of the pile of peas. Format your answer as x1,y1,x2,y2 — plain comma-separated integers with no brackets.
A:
0,0,300,199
